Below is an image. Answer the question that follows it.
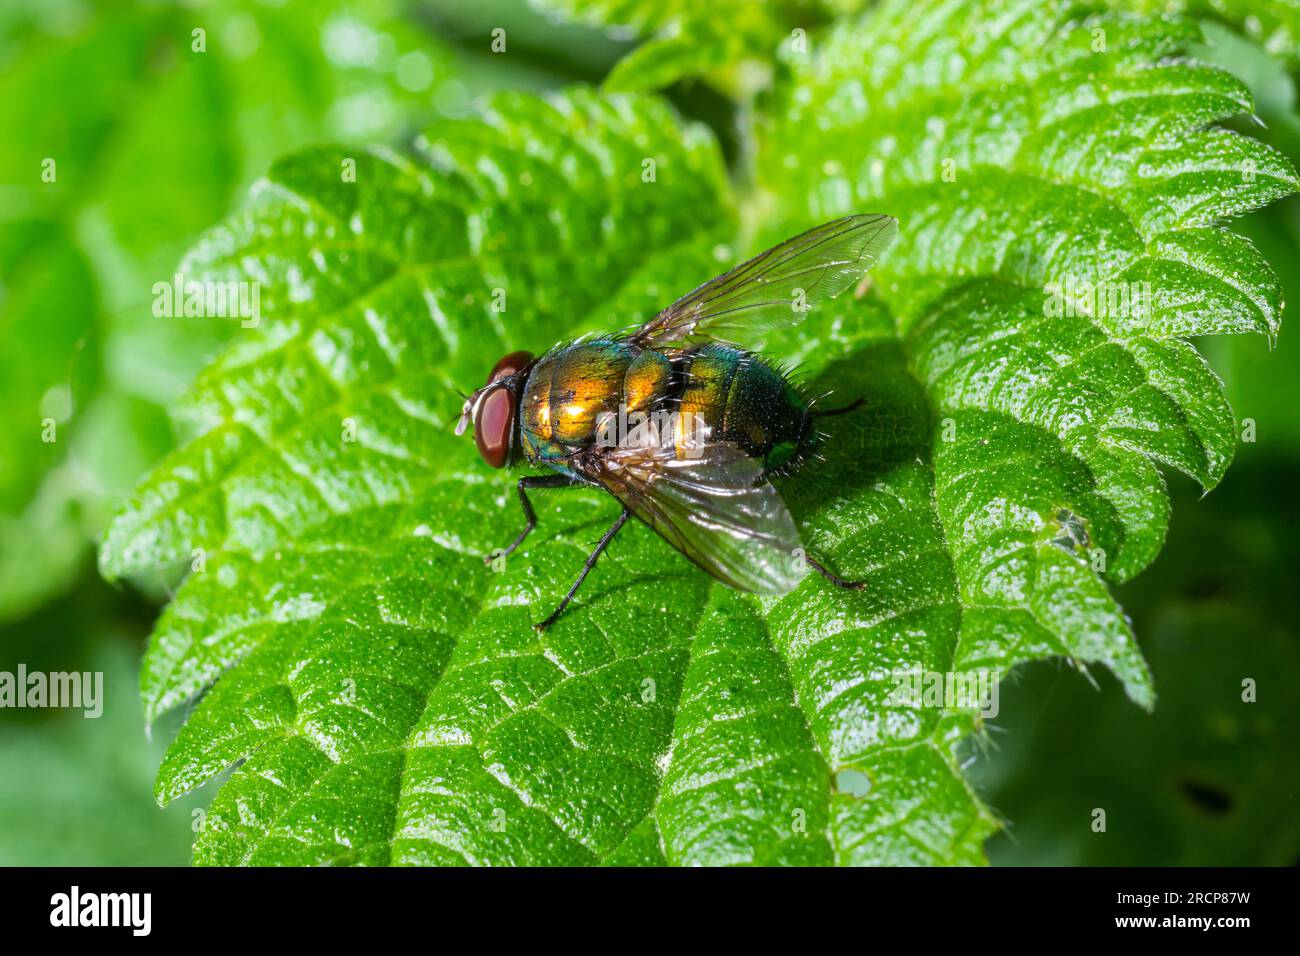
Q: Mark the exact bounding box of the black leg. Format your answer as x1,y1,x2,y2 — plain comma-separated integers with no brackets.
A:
486,473,576,565
805,553,867,590
815,396,865,418
534,508,631,631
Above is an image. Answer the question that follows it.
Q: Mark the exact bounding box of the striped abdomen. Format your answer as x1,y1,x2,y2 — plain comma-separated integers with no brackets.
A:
673,343,812,472
519,338,813,472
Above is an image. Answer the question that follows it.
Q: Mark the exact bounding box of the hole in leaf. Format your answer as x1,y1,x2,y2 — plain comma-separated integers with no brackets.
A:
835,768,871,797
1050,507,1090,555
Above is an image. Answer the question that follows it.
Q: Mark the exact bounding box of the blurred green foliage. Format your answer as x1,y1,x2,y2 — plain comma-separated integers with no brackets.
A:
0,0,510,622
0,582,205,866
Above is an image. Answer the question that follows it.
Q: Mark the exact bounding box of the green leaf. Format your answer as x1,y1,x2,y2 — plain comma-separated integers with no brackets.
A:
604,34,736,94
105,87,993,865
105,1,1295,866
529,0,839,95
757,0,1294,658
1135,0,1300,72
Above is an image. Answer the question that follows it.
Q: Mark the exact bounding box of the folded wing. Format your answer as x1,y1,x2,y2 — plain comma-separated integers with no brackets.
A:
630,214,897,347
579,441,807,594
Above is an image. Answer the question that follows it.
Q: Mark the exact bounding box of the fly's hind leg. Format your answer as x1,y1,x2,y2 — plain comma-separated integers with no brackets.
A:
534,508,631,632
805,553,868,591
794,398,866,588
814,396,864,418
486,473,578,566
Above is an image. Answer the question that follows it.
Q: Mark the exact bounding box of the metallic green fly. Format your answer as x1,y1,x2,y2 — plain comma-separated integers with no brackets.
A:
455,214,898,629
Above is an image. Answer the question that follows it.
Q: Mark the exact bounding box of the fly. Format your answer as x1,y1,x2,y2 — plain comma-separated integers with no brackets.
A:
454,214,899,630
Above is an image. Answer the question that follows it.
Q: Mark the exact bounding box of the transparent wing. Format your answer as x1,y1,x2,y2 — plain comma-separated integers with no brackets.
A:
579,441,807,594
630,214,897,347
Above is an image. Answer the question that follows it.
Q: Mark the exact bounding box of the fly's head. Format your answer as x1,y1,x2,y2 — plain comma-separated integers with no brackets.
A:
455,350,535,468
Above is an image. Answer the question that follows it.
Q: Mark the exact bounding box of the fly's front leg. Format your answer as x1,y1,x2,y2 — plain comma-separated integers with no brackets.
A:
485,473,577,567
534,508,631,632
805,553,867,591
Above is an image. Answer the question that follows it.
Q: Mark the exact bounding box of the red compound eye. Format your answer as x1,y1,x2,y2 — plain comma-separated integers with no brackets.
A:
487,350,534,385
474,386,515,469
472,351,533,468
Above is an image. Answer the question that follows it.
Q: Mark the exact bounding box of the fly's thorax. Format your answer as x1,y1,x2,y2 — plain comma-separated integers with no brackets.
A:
519,339,638,461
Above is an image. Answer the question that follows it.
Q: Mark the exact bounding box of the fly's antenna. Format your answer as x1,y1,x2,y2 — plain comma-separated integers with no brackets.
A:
443,383,471,431
447,381,479,434
451,378,514,436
